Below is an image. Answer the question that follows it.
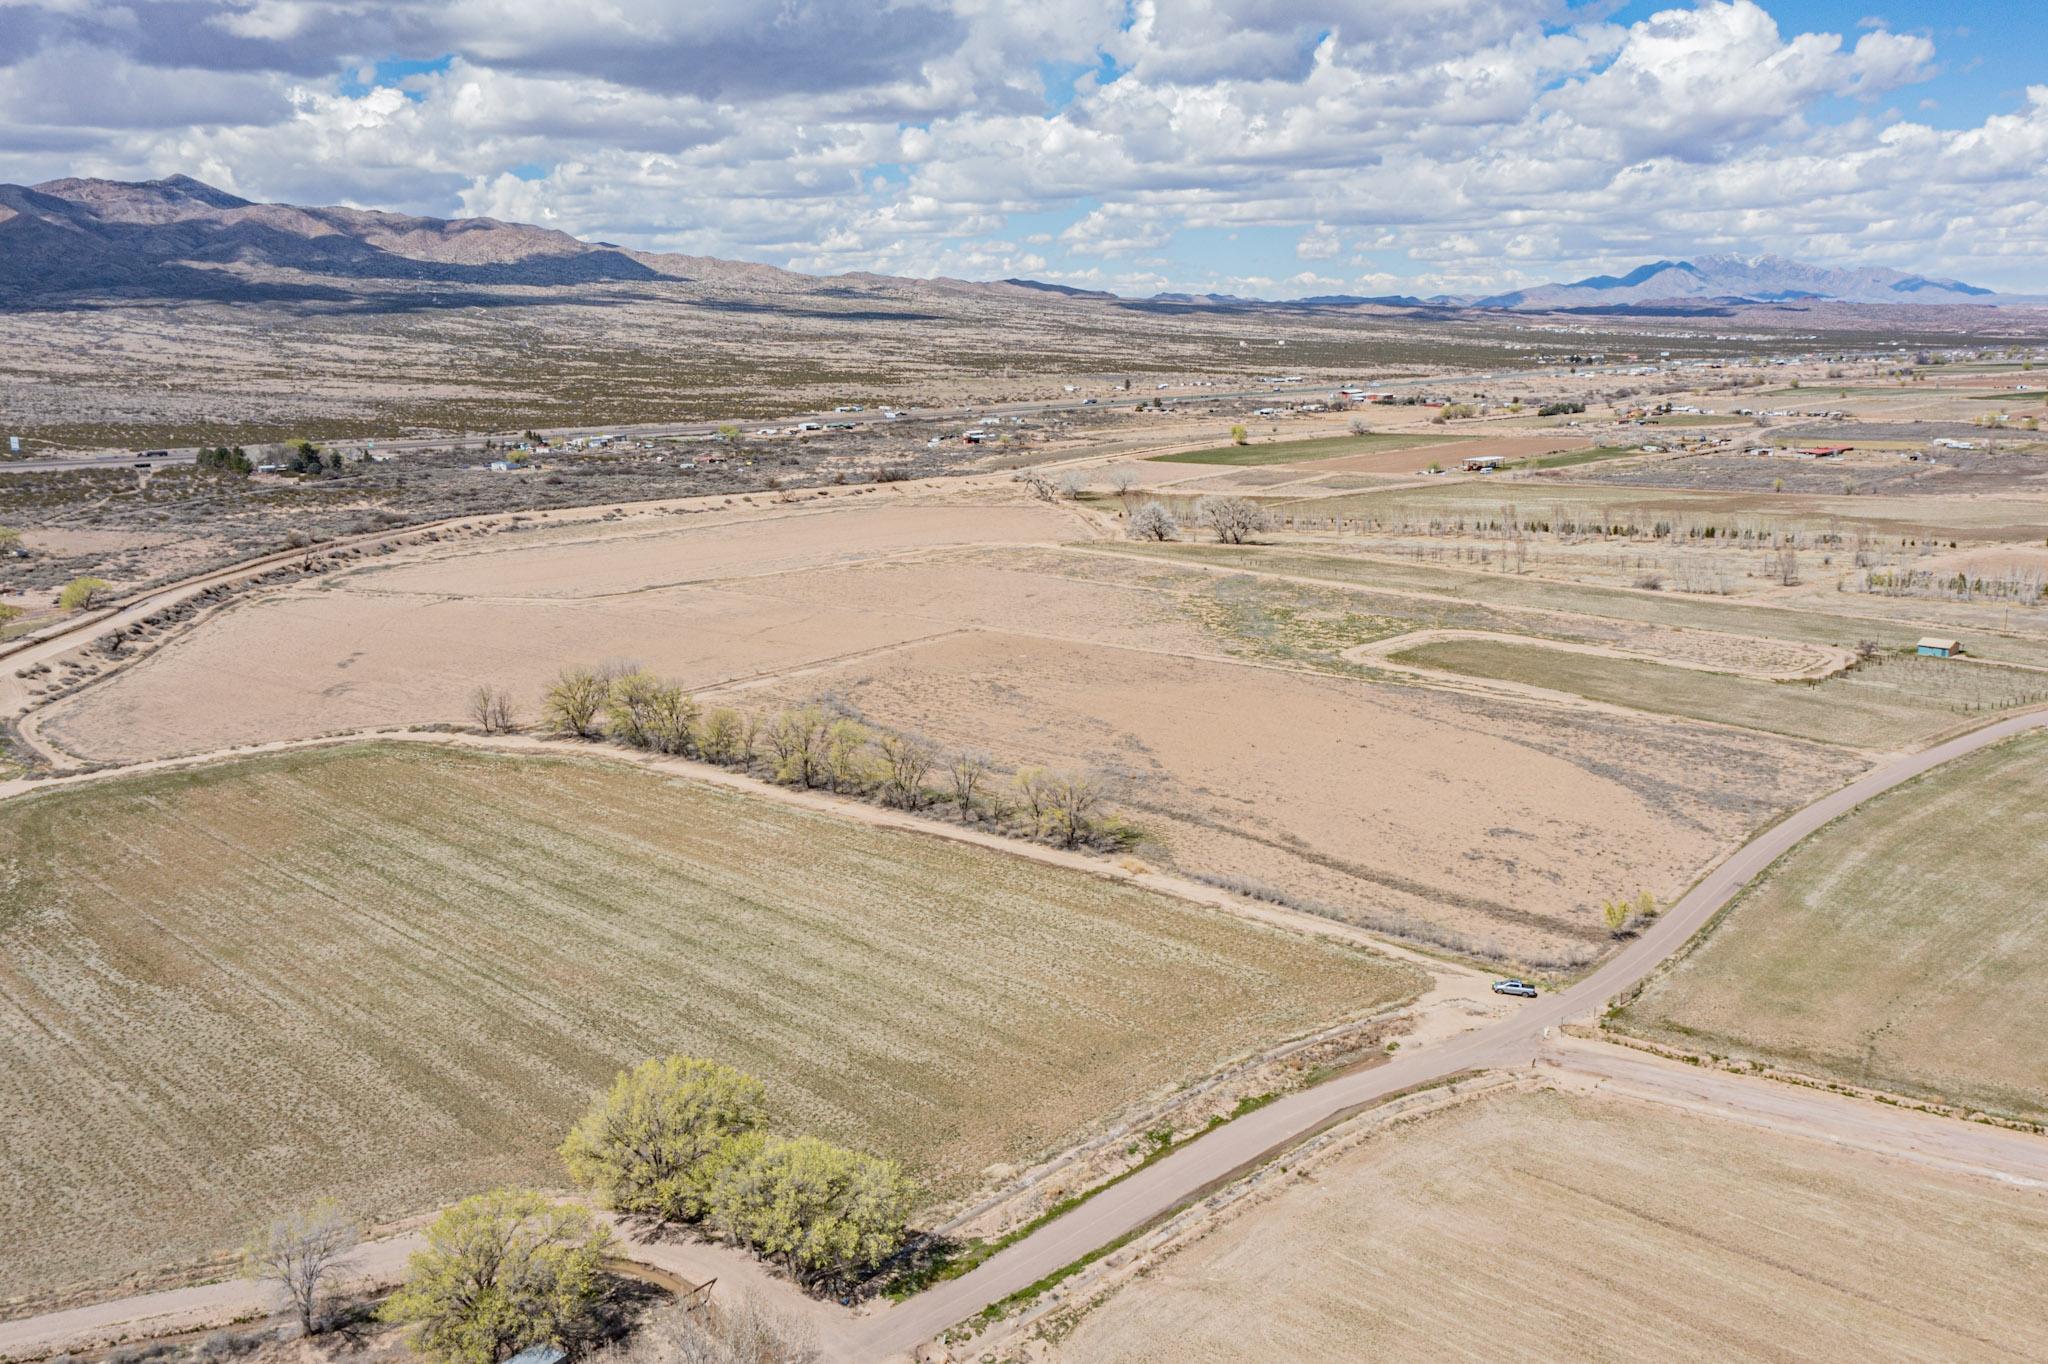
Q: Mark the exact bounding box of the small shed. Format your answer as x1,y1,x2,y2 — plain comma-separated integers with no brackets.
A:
1917,637,1962,658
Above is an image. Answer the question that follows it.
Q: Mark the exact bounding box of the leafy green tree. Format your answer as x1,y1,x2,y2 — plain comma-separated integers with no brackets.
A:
766,706,829,787
544,666,611,738
705,1133,914,1289
380,1191,613,1364
694,706,750,766
820,717,873,793
59,576,111,610
1229,424,1248,446
561,1057,768,1222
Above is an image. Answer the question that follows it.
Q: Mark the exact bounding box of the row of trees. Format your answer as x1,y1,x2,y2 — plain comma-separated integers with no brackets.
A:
561,1057,914,1291
1125,495,1270,545
520,667,1134,849
196,445,253,474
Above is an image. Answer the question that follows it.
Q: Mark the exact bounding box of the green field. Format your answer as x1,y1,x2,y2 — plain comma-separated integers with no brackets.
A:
0,743,1419,1306
1514,446,1641,470
1390,639,2048,748
1616,730,2048,1122
1149,432,1466,466
1967,390,2047,402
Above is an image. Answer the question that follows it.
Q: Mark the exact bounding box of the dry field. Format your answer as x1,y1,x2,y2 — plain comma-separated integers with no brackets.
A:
1617,730,2048,1122
29,497,1099,762
1391,638,2048,749
24,492,1868,970
1045,1086,2048,1363
0,742,1419,1309
1099,542,2048,670
724,629,1859,966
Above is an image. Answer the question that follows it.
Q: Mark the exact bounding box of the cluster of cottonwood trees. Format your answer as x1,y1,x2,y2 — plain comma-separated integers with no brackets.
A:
491,665,1134,851
249,1059,891,1364
561,1057,913,1290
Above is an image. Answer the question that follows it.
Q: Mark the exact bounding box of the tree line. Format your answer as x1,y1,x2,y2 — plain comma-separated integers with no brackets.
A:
470,666,1137,852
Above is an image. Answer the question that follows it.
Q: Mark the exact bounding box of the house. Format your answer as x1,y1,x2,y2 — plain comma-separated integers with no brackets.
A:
1916,637,1962,658
1461,454,1506,472
1797,444,1854,458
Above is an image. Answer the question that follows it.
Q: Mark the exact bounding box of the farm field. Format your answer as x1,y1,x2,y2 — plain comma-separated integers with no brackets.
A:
726,629,1860,967
1097,542,2048,669
1148,432,1467,466
1616,730,2048,1122
0,742,1421,1308
1045,1086,2048,1363
1389,638,2048,749
1270,477,2048,542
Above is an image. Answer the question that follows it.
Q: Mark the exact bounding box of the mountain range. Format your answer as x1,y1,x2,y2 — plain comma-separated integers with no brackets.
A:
0,175,2037,313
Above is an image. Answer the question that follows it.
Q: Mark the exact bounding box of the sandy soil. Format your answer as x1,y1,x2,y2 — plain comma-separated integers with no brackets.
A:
724,629,1858,965
1043,1085,2048,1363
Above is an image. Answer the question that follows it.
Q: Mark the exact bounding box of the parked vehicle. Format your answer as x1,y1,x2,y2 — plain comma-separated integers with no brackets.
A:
1491,979,1539,998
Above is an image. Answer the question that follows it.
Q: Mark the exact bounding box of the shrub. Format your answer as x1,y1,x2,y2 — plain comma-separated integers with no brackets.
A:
58,576,111,610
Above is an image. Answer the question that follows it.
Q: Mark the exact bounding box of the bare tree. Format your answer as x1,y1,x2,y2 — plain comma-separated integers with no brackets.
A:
1195,496,1269,545
1106,468,1139,509
876,733,936,808
1127,502,1179,541
243,1200,358,1336
544,666,612,738
1016,471,1059,502
1776,546,1801,586
1013,767,1053,835
948,751,993,817
1044,772,1107,847
1057,471,1089,499
468,686,517,734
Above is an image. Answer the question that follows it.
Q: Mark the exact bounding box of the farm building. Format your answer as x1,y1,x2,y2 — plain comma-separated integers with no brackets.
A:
1461,454,1507,472
1797,444,1855,458
1916,637,1963,658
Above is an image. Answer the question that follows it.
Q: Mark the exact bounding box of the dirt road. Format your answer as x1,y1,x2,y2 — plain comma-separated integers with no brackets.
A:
836,706,2048,1361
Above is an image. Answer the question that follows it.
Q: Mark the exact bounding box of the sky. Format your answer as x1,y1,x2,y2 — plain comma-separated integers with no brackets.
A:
2,0,2045,297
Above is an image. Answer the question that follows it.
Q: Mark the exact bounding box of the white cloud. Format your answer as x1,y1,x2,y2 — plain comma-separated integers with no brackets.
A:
0,0,2041,295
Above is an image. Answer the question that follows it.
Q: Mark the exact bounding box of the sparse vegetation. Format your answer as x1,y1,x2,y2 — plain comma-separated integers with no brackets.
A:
58,575,111,610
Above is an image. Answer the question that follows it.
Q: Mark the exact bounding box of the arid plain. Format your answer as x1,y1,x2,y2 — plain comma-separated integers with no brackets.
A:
6,352,2048,1362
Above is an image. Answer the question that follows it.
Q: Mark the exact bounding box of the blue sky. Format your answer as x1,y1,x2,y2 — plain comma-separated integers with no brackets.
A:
2,0,2044,296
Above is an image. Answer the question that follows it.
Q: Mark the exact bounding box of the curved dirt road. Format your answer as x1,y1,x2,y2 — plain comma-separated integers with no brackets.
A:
839,706,2048,1360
